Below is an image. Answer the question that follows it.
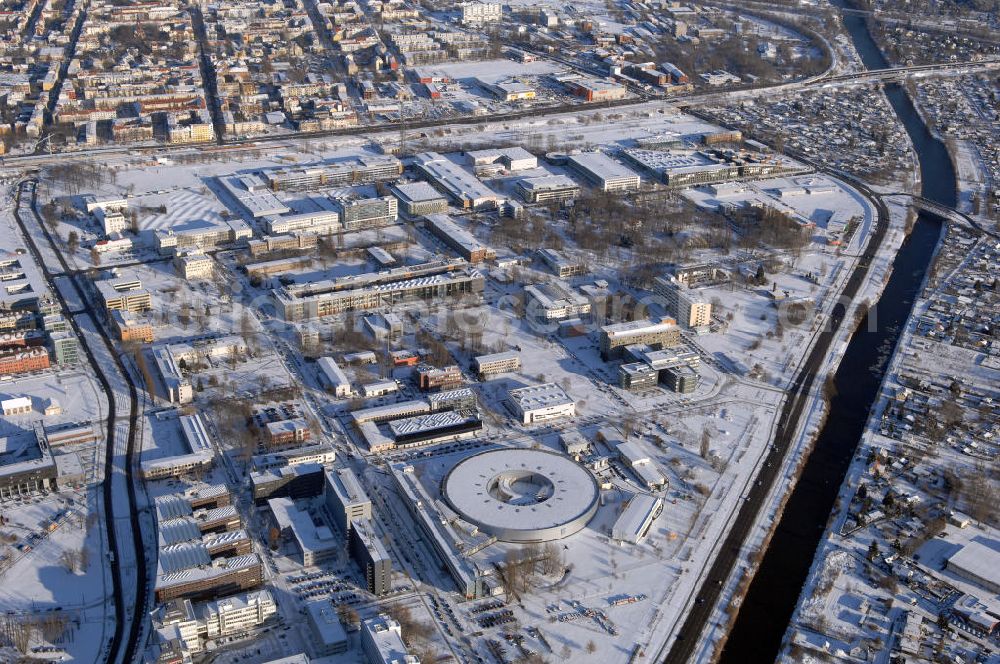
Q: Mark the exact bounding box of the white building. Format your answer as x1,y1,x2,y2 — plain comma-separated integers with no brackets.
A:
460,1,502,25
317,357,352,397
175,251,214,280
1,396,32,416
361,614,419,664
201,589,277,639
566,152,641,192
472,350,521,377
611,494,663,544
616,441,666,490
506,383,576,424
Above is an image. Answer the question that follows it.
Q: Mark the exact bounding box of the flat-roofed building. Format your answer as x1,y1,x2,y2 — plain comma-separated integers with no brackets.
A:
273,259,484,321
112,309,154,343
662,365,699,393
264,210,340,236
268,497,339,566
387,409,482,448
417,364,463,392
155,550,263,603
391,182,448,217
465,146,537,173
332,196,398,231
414,152,504,210
361,614,418,664
267,157,402,192
565,78,628,102
324,467,372,534
616,441,666,490
0,428,57,500
946,540,1000,593
525,282,591,320
175,251,214,280
304,601,349,657
349,518,392,596
653,275,712,329
506,383,575,424
317,357,352,397
566,152,640,192
619,362,658,391
611,494,663,544
599,317,680,360
423,213,495,263
517,175,580,203
472,350,521,377
200,589,277,639
96,275,152,313
537,248,586,278
141,413,215,480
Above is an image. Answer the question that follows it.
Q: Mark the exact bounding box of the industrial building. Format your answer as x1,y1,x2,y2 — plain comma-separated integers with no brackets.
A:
616,441,667,490
506,383,576,424
272,259,484,321
464,146,537,174
564,78,628,102
423,213,495,263
566,152,641,192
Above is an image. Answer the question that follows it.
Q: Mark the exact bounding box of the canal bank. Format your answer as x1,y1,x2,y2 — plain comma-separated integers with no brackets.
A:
717,4,956,662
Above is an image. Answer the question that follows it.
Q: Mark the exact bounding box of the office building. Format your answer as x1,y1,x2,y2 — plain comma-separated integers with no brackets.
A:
96,274,153,313
200,589,277,639
324,467,372,534
50,333,78,365
250,463,326,505
417,364,463,392
599,317,680,360
267,497,339,566
175,251,214,280
662,365,699,393
0,428,58,500
349,518,392,596
141,413,215,480
653,275,712,329
472,350,520,377
273,259,484,321
267,157,402,191
566,152,640,192
390,182,448,217
361,615,418,664
619,362,659,391
264,210,340,236
304,601,349,657
516,175,580,203
524,282,591,321
506,383,575,424
537,248,586,278
413,152,504,210
112,310,154,343
333,196,398,231
423,213,495,263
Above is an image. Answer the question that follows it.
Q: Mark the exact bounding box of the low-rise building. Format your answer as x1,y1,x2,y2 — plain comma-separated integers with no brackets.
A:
96,274,152,313
566,152,640,192
599,317,680,360
516,175,580,203
175,251,214,280
201,589,277,639
611,494,663,544
524,282,591,320
390,182,448,217
506,383,575,424
616,442,666,490
472,350,521,377
361,614,418,664
417,364,463,392
423,213,495,263
268,497,339,566
537,248,586,278
112,310,154,343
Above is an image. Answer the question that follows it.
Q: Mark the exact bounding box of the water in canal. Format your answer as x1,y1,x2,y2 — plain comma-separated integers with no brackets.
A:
719,5,955,661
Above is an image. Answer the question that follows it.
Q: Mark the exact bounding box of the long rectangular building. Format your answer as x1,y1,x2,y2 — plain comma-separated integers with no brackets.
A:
566,152,640,192
273,259,483,321
423,213,495,263
413,152,504,210
267,156,402,191
600,317,680,359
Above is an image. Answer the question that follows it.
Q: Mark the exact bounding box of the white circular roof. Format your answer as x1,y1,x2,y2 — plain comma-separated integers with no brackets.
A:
442,448,599,542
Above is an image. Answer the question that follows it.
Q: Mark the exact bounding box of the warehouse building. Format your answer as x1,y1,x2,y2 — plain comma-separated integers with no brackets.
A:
946,540,1000,593
616,442,666,490
566,152,641,192
317,357,352,397
387,410,482,448
464,146,537,174
611,494,663,544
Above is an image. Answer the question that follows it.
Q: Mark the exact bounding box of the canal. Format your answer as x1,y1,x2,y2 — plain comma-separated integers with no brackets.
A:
718,5,956,662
